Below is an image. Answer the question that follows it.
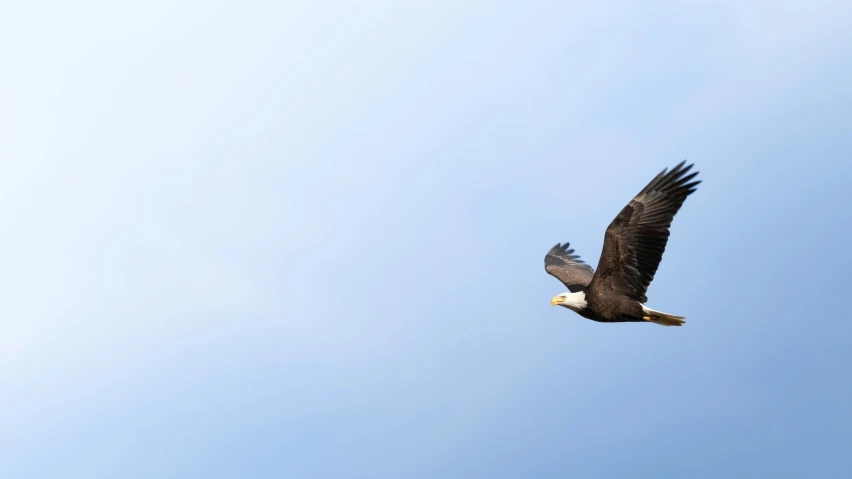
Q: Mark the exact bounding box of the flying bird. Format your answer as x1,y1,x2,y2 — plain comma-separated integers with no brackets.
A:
546,161,700,326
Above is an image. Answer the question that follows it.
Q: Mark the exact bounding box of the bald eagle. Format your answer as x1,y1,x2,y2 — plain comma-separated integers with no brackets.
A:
546,161,700,326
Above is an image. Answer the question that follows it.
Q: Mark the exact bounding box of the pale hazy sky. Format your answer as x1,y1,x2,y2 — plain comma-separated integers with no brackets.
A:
2,1,851,477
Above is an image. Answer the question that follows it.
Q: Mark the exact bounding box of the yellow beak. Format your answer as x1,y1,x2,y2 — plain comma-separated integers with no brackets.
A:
551,296,563,306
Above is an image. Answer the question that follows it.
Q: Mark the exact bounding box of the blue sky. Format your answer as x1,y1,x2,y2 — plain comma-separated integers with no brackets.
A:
2,1,851,477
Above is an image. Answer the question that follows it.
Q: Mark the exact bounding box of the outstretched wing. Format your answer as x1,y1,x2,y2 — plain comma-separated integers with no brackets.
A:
544,242,595,292
588,161,700,303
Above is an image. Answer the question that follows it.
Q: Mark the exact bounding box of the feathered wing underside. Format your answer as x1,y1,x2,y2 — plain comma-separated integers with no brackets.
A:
544,242,595,292
588,161,700,303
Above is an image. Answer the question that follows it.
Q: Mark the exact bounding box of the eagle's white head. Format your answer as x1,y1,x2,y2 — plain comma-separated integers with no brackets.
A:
551,291,587,312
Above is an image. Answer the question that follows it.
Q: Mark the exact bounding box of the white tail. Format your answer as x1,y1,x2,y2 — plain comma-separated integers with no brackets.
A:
641,305,686,327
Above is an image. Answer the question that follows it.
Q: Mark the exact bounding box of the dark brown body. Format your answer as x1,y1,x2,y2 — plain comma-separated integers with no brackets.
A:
580,291,645,323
